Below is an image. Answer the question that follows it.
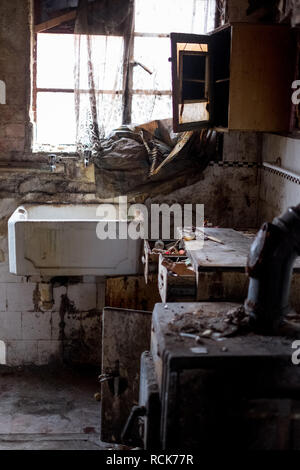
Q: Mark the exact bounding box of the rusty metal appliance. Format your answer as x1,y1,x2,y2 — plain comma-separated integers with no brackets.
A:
245,204,300,331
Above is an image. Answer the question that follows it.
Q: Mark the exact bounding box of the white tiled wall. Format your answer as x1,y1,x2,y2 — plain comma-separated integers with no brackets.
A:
0,279,104,366
0,198,104,366
259,134,300,222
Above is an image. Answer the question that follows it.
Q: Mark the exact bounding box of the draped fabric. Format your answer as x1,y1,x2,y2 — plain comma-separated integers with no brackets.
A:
73,0,215,157
74,0,133,156
74,33,125,156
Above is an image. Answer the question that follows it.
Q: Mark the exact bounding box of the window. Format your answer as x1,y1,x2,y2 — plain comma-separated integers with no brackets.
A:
35,33,76,150
34,33,123,151
33,0,215,150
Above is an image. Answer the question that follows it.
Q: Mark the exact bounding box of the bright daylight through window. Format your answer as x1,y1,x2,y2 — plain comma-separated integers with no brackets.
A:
33,0,215,151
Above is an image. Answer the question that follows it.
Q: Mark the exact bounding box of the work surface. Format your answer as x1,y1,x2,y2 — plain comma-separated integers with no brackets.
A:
182,228,300,271
152,302,300,364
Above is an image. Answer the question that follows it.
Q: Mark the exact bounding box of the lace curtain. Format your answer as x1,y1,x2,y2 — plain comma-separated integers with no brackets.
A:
74,0,133,156
74,34,125,156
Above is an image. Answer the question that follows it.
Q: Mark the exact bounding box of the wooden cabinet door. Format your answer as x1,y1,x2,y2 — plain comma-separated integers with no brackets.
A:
171,25,295,133
171,32,213,132
228,24,294,132
101,307,152,444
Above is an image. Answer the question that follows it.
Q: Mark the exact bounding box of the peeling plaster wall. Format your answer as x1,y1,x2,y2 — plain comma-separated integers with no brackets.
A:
0,0,261,366
0,0,32,159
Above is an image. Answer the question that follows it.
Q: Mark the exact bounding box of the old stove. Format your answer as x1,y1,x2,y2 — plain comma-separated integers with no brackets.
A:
134,302,300,451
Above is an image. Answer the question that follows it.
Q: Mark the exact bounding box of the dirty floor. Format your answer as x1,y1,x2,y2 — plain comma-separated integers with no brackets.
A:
0,365,112,450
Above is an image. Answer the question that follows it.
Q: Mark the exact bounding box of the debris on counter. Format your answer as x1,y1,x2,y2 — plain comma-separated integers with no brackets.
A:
161,257,195,276
180,332,203,343
182,228,196,241
190,346,208,354
201,329,213,338
168,304,250,341
180,332,197,339
180,224,224,245
225,305,249,326
154,239,165,250
151,239,186,256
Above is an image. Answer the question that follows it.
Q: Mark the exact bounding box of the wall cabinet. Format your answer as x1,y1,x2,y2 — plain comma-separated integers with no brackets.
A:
171,24,295,132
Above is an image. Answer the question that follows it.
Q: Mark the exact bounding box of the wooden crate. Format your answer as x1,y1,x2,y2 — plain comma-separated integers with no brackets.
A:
158,254,197,303
142,239,185,283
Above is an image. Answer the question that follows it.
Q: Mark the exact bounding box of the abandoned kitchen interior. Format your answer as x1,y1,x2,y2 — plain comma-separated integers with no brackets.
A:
2,0,300,452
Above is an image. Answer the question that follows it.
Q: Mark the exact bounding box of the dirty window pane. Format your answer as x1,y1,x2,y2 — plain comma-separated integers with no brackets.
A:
133,37,171,91
77,91,123,138
36,33,123,146
37,33,124,91
135,0,216,34
36,92,76,145
37,34,75,89
131,94,172,124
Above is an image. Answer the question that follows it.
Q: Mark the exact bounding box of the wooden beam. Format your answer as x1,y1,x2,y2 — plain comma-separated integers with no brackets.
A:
34,10,77,33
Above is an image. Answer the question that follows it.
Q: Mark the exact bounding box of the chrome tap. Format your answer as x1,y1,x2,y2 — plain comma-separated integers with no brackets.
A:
83,149,91,167
48,154,57,172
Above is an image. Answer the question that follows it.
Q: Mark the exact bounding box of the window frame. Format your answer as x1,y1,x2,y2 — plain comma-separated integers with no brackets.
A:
32,8,172,149
32,0,215,148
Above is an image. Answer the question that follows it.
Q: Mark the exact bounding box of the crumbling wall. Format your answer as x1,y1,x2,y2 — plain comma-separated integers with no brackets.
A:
0,0,32,160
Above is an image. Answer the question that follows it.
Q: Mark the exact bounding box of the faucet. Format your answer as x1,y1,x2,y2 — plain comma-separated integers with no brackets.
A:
245,204,300,332
83,149,91,167
48,154,57,172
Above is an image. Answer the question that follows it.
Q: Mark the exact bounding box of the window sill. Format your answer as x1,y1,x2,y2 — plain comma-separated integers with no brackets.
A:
0,161,65,174
32,143,77,154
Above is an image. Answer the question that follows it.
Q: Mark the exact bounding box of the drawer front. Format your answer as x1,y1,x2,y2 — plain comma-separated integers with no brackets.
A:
158,254,197,303
143,240,183,284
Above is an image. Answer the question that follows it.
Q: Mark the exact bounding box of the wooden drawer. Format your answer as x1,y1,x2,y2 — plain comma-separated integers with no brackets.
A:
142,239,185,283
158,254,197,303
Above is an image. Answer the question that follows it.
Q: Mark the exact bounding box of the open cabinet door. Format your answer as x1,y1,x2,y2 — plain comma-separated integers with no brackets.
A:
171,32,213,132
101,307,152,444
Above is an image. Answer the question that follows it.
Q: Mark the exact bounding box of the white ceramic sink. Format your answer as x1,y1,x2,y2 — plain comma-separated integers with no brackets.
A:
8,204,141,276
